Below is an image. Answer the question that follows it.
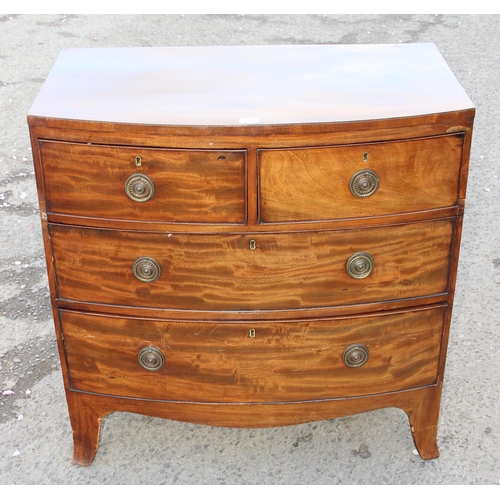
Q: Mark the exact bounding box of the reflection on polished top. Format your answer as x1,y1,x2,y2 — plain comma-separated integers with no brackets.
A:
28,44,474,126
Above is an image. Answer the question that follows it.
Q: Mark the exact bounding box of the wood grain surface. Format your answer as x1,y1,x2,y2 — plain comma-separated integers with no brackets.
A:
49,218,454,311
40,141,246,223
61,305,445,403
259,134,464,222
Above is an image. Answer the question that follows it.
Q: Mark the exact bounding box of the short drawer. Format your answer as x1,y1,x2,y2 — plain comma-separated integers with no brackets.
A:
50,218,454,311
61,306,445,403
39,141,246,224
259,134,464,222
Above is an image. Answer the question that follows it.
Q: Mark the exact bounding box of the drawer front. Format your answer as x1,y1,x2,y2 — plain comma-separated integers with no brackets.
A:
50,219,453,310
61,306,445,403
259,135,464,222
39,141,246,224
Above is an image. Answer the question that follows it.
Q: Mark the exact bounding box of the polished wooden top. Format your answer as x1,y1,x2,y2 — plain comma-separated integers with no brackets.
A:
28,44,474,126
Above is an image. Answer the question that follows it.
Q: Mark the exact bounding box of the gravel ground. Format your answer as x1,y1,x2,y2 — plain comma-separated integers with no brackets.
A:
0,13,499,485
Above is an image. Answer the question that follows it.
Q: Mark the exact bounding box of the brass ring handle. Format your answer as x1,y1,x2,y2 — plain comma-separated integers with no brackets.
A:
349,169,379,198
342,344,370,368
138,347,165,371
132,257,161,282
125,173,155,202
346,252,374,279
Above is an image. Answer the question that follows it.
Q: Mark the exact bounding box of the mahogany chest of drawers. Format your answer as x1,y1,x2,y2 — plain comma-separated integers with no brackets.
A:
27,44,474,466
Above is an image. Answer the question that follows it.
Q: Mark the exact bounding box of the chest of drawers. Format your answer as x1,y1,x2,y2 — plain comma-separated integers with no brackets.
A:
27,44,474,466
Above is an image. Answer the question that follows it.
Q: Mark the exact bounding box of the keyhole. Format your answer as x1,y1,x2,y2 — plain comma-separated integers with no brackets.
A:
249,239,256,250
135,156,142,167
363,152,368,162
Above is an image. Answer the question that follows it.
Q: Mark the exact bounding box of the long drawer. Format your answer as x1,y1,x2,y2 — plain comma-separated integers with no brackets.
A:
39,141,247,224
50,218,454,311
259,135,464,222
61,306,445,403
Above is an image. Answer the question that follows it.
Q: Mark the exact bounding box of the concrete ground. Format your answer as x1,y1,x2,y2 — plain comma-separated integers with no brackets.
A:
0,14,499,485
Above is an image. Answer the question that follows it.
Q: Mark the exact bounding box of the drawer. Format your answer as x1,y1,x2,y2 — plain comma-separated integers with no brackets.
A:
50,218,453,310
61,306,445,403
259,135,464,222
39,141,246,224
